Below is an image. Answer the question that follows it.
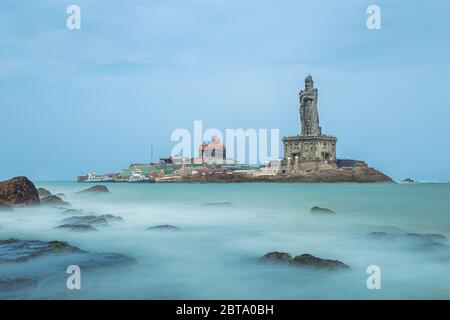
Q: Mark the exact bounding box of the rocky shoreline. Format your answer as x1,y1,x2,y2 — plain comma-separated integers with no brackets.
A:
157,166,393,183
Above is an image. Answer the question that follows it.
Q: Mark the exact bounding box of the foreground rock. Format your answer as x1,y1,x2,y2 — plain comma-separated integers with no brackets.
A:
0,238,135,297
76,185,110,194
56,224,98,232
260,252,293,264
36,187,52,198
260,251,349,270
0,177,40,207
0,277,38,291
146,224,180,231
0,238,134,266
40,195,71,207
293,254,350,270
310,206,336,214
0,239,82,263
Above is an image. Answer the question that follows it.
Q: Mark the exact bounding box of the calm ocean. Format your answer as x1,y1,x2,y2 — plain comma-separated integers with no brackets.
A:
1,182,450,299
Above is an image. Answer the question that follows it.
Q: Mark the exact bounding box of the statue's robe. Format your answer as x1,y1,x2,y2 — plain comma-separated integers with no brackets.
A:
299,87,320,136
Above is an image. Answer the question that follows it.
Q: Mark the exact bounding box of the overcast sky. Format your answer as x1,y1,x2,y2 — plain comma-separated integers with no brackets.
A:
1,0,449,181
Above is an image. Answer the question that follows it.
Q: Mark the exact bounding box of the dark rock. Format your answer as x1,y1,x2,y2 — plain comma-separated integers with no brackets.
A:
0,277,38,291
0,176,40,207
60,214,123,226
260,252,293,264
76,185,110,194
40,195,71,207
310,206,336,214
0,239,83,263
101,214,123,222
293,254,350,270
259,251,349,270
0,239,134,269
367,231,388,237
56,193,66,198
202,202,233,207
402,178,415,183
405,233,447,242
146,224,180,231
56,224,98,232
37,187,52,198
0,239,135,295
424,233,448,241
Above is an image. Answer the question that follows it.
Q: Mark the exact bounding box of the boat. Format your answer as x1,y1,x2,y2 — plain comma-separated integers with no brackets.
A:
128,169,155,183
83,171,115,183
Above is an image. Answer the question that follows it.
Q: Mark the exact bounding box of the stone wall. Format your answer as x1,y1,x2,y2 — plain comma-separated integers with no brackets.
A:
283,135,337,163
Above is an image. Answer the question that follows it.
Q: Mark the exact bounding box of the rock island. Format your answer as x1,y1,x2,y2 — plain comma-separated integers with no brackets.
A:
78,75,392,183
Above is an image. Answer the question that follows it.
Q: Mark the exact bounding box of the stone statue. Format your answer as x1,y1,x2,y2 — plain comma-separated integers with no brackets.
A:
300,75,321,136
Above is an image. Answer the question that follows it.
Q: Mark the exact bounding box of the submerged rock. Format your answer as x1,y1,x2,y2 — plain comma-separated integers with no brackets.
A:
56,193,66,198
367,231,388,237
368,231,447,242
260,252,293,264
310,206,336,214
61,214,123,227
37,187,52,198
0,238,134,266
260,251,349,270
367,230,448,251
40,195,71,207
0,176,40,207
78,252,135,270
292,254,350,270
0,239,83,263
405,233,448,242
76,185,110,194
0,277,38,291
375,225,404,233
62,208,84,215
146,224,180,231
0,238,135,297
202,201,233,207
56,224,98,232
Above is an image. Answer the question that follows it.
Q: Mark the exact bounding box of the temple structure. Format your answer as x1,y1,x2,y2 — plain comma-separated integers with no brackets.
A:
197,135,227,164
283,75,337,172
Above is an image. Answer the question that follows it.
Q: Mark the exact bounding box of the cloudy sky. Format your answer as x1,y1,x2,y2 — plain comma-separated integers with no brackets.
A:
1,0,449,181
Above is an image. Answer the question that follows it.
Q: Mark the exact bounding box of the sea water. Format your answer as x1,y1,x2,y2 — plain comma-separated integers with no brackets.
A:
1,182,450,299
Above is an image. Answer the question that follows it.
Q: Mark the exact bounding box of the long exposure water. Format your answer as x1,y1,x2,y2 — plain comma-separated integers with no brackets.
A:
1,182,450,299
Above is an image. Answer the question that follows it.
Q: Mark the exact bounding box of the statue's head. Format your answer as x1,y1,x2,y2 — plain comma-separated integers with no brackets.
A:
305,74,314,88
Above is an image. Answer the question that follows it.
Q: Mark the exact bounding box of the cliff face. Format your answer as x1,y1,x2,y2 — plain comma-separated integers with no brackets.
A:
0,176,40,207
159,166,393,183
